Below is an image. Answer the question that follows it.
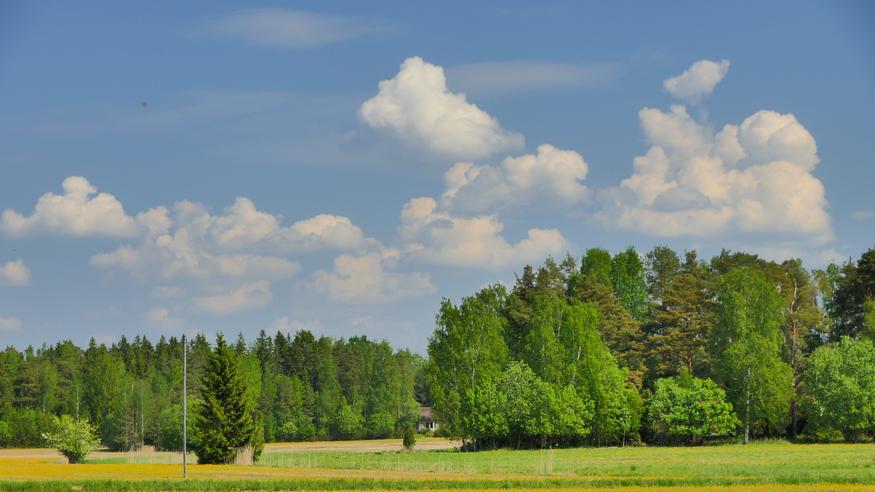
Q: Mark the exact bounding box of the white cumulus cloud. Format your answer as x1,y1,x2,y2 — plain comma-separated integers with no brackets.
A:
90,196,379,282
0,176,146,238
311,250,435,305
600,102,831,242
443,144,589,213
663,59,730,104
359,56,524,160
0,259,30,287
398,197,567,268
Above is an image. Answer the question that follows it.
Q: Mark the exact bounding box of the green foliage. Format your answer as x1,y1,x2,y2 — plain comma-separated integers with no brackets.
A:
402,426,416,450
610,247,648,321
647,251,714,380
5,244,875,453
580,248,612,287
864,300,875,341
710,268,793,442
461,361,594,449
82,341,130,450
0,420,12,446
828,246,875,340
803,337,875,442
427,285,509,438
42,415,101,464
461,377,509,448
155,403,198,452
334,402,364,439
647,372,738,444
193,334,258,464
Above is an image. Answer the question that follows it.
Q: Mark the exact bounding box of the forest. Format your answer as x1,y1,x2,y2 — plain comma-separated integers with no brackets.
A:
0,244,873,451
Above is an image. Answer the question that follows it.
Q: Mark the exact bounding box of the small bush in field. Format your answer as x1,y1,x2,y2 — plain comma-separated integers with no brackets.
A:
42,415,101,464
403,426,416,450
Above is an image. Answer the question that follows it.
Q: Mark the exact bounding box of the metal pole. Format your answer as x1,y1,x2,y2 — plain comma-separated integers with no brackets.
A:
182,334,187,480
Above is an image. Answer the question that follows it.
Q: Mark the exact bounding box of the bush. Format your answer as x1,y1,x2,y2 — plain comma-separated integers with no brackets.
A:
647,372,738,444
403,426,416,450
42,415,101,464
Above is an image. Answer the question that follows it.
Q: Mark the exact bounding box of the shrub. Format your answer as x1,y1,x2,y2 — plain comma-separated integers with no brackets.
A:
42,415,101,464
648,372,738,444
403,426,416,450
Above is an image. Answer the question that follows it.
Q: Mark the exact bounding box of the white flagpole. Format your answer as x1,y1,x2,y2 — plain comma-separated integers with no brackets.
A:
182,334,187,480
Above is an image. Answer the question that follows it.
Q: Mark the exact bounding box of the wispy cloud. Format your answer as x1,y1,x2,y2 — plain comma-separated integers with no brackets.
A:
197,9,388,48
0,316,22,332
446,61,617,96
851,210,874,221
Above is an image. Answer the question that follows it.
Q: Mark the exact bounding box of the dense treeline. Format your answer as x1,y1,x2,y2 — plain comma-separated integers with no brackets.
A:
0,331,421,450
426,245,875,448
0,245,873,450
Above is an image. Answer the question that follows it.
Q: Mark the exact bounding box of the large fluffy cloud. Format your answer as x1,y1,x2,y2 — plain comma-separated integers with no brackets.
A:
311,250,435,305
601,103,831,242
359,56,523,160
443,144,589,213
398,197,567,268
663,59,730,104
0,259,30,287
0,177,146,238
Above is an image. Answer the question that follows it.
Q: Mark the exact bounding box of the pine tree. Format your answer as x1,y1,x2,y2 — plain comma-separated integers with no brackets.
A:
193,334,258,464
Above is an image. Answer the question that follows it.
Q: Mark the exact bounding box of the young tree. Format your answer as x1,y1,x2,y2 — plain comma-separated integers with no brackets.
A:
710,268,793,444
42,415,101,464
647,372,738,444
402,425,416,450
803,337,875,442
193,334,259,464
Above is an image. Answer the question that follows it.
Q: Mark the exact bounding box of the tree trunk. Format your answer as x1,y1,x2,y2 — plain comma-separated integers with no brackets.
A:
744,366,751,445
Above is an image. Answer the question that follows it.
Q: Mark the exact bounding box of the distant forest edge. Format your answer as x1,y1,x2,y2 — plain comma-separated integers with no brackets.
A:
1,245,873,451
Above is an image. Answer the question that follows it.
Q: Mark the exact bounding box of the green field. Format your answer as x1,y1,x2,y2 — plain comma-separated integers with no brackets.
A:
2,439,875,490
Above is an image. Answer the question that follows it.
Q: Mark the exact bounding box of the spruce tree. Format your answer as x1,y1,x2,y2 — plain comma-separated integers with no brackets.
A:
193,334,257,464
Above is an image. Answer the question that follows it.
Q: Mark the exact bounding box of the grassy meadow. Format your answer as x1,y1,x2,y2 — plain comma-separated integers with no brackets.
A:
2,439,875,490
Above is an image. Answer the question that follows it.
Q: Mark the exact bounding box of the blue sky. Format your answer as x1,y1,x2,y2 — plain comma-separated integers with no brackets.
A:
0,1,873,352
